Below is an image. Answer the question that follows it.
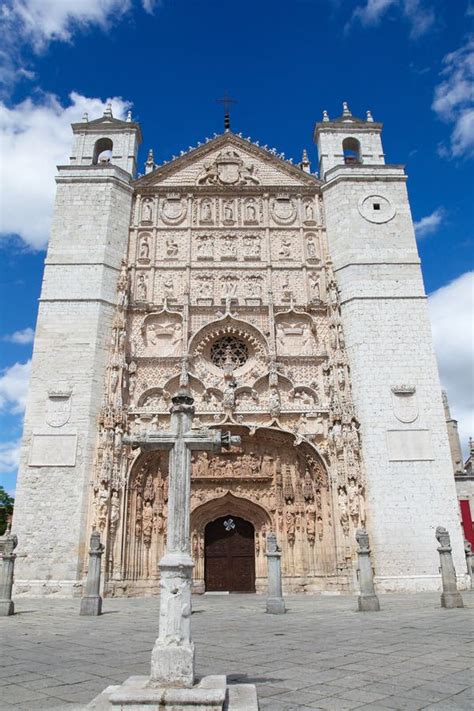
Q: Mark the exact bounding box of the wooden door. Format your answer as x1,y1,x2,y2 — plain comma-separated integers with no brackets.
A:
205,516,255,592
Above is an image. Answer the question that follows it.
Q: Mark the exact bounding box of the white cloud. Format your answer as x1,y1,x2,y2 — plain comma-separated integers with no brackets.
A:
0,360,31,414
0,440,21,474
348,0,435,38
0,92,131,249
432,37,474,158
413,207,444,238
0,1,160,86
428,272,474,457
4,328,35,344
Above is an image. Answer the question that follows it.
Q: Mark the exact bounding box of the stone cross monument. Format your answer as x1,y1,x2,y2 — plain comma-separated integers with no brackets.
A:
265,532,286,614
88,385,258,708
355,528,380,612
125,386,240,688
0,529,17,616
435,527,464,609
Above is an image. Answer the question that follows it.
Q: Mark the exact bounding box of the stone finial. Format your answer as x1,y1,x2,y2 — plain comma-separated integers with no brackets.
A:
436,526,451,551
126,110,132,122
300,148,311,173
82,111,89,123
342,101,352,118
322,110,330,122
103,102,113,118
366,110,374,122
145,148,155,174
356,527,370,552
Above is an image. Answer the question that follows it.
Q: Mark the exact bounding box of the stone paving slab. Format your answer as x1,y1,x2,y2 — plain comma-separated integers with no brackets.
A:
0,592,472,710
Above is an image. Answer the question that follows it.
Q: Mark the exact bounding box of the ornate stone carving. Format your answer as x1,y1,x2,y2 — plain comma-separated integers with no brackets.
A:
271,197,296,224
160,195,187,225
142,312,183,357
196,150,259,186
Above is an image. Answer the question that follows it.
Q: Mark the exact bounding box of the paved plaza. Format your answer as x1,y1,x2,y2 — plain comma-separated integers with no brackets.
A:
0,592,473,710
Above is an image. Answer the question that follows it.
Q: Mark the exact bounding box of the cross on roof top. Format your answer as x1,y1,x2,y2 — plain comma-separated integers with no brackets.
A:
216,92,237,131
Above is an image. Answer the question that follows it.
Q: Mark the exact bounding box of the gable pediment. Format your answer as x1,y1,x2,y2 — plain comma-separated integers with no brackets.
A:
135,133,321,190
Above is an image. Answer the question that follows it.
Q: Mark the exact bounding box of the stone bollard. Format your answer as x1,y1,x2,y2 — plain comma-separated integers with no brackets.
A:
356,528,380,612
80,531,105,616
435,527,464,608
464,540,473,589
0,529,18,616
265,532,286,614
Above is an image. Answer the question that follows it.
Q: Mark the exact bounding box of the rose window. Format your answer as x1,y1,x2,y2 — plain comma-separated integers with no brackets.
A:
210,336,249,369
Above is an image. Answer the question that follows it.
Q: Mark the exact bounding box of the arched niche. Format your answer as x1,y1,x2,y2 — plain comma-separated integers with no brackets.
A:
342,136,361,165
93,137,113,165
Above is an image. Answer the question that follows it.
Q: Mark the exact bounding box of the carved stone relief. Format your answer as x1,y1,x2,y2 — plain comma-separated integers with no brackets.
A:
142,312,183,357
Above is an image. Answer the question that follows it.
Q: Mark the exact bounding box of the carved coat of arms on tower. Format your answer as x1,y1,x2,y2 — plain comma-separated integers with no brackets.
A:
197,150,259,185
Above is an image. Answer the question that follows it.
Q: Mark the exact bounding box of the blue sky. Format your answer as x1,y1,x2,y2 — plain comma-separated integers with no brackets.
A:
0,0,473,495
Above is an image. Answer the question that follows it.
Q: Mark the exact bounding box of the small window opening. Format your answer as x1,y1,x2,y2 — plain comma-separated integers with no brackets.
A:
93,137,113,165
373,203,381,211
342,137,361,165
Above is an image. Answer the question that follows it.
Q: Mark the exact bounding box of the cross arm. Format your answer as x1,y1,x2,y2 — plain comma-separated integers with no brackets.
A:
183,430,240,452
123,433,174,451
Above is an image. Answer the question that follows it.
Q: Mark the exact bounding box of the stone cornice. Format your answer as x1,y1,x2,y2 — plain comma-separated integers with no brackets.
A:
134,132,322,189
321,164,406,190
55,164,134,192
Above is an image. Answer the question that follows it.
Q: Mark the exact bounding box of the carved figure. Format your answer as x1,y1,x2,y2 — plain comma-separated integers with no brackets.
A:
309,273,320,301
306,236,317,260
246,199,257,222
136,274,147,301
305,202,314,222
223,200,235,222
200,199,212,222
166,238,179,257
139,236,150,260
279,237,291,258
141,200,152,222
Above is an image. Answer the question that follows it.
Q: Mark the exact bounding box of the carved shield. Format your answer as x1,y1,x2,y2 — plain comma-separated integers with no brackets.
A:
161,198,184,221
46,394,71,427
391,389,418,423
217,161,240,184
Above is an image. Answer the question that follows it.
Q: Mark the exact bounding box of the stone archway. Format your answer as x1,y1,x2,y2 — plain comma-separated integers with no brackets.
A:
191,492,270,593
205,515,255,592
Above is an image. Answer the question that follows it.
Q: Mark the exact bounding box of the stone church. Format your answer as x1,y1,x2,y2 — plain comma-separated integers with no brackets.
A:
12,102,467,597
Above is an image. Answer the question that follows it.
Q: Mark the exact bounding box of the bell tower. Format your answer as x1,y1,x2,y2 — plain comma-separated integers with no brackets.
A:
12,106,142,596
316,103,467,592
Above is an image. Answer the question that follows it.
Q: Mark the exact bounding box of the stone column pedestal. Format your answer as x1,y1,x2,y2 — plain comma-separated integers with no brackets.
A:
436,527,464,608
0,530,17,617
265,532,286,615
464,540,473,589
80,531,104,616
356,528,380,612
150,552,195,688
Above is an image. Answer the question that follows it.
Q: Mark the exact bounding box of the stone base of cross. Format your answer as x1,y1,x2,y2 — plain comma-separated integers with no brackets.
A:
88,387,259,709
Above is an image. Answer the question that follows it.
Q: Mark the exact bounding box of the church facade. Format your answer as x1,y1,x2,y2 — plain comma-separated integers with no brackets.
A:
12,103,467,597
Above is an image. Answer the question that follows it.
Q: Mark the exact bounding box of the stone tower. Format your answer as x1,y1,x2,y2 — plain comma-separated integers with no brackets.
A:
315,102,465,590
12,106,141,596
12,102,467,597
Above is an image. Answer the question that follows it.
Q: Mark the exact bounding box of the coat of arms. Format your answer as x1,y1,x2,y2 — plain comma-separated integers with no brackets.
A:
197,150,259,186
391,385,418,423
46,390,72,427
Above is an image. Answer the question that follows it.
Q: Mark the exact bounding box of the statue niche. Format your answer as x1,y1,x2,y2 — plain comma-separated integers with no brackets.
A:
142,311,183,357
275,312,316,356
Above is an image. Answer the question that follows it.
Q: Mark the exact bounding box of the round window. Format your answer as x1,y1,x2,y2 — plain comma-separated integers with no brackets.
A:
210,336,249,369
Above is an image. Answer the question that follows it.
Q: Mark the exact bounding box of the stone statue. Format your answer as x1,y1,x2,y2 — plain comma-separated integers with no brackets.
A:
139,237,150,260
136,274,147,301
166,238,179,256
